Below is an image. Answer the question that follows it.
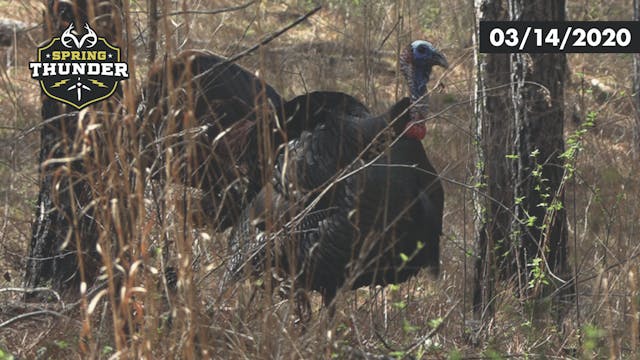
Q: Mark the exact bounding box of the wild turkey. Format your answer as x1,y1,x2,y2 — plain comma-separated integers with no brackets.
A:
227,40,447,306
139,50,284,229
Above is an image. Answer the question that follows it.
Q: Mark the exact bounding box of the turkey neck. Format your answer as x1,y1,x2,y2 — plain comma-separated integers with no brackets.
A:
409,66,432,118
404,63,432,140
400,45,434,140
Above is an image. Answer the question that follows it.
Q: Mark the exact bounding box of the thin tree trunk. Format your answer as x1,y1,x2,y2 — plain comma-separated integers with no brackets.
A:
509,0,570,299
474,0,571,321
634,0,640,160
148,0,158,64
473,0,512,319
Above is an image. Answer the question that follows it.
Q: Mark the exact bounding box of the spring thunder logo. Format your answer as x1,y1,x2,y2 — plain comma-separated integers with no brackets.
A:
29,22,129,109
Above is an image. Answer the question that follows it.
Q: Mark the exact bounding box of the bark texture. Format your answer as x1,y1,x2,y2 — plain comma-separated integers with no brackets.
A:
473,0,570,318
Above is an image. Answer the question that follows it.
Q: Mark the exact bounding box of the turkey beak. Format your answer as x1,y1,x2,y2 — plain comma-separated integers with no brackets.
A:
430,50,449,69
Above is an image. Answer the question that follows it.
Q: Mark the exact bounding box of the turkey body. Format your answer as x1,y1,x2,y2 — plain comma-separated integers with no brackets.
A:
140,50,284,229
344,137,443,289
228,92,444,305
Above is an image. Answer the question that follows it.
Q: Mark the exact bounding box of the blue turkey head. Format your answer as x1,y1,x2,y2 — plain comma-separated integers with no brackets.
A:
411,40,448,68
401,40,448,102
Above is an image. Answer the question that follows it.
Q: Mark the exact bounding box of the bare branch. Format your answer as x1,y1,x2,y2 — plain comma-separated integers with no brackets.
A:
192,6,322,83
0,310,66,329
0,287,63,306
161,1,256,18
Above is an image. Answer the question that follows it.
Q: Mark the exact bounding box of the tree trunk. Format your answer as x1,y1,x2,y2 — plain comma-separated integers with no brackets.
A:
634,0,640,160
473,0,513,318
474,0,571,319
24,98,98,294
24,1,123,296
509,0,570,299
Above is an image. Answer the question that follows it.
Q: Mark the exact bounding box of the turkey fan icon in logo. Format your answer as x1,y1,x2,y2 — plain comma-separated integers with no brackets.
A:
29,22,129,109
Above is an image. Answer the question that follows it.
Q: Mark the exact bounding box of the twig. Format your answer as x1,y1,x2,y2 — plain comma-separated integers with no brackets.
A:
225,5,321,64
161,1,255,18
0,310,66,329
403,299,460,355
377,15,401,52
373,328,399,352
461,355,529,360
192,6,322,83
0,287,63,307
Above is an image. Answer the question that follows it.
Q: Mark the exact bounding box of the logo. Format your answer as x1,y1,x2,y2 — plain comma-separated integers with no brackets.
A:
29,23,129,109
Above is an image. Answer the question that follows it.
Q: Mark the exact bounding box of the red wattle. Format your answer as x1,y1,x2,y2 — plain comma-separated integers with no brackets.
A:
405,122,426,140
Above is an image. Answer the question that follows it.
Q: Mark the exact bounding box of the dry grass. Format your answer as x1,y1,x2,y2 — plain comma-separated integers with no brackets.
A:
0,0,638,358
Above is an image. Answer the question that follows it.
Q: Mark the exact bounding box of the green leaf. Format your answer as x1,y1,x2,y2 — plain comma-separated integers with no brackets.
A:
393,301,407,310
54,340,68,350
448,349,463,360
429,317,443,329
0,348,15,360
101,345,114,356
403,319,418,333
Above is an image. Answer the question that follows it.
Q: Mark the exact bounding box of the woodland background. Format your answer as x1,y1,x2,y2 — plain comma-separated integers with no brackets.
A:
0,0,639,358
